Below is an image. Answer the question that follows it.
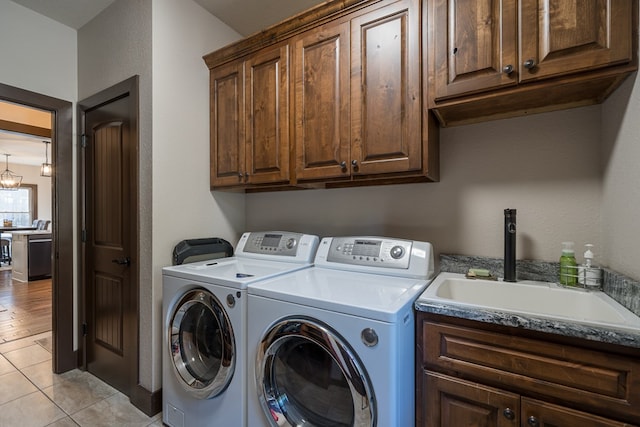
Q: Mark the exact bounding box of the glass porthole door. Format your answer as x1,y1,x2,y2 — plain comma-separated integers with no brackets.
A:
256,317,376,426
169,288,235,399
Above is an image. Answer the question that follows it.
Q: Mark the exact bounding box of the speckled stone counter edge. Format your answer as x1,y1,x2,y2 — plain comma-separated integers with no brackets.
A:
416,254,640,349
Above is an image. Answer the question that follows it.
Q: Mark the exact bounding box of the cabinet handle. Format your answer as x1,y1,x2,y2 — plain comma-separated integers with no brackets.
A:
351,159,358,168
527,416,539,427
244,172,250,180
340,161,347,171
523,59,536,69
503,64,514,74
238,172,244,179
503,408,515,420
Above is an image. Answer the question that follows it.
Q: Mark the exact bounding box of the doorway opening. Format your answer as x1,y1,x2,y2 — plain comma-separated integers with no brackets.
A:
0,82,74,373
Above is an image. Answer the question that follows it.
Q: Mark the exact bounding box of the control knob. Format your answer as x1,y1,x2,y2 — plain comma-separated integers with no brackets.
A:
390,245,404,259
285,238,297,249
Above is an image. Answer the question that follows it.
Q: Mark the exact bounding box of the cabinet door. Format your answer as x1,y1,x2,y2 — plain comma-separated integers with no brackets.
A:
210,60,245,188
423,371,519,427
429,0,518,101
245,44,290,185
293,21,351,182
351,0,423,176
521,397,631,427
519,0,633,82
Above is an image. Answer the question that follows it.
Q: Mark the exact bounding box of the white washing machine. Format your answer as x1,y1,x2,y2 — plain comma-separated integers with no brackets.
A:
162,231,319,427
247,236,435,427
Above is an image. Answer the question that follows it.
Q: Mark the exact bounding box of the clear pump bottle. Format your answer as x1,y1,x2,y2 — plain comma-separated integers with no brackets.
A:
578,244,602,288
559,242,577,286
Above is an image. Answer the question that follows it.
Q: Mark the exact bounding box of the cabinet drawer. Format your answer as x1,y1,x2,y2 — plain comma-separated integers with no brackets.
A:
422,320,640,422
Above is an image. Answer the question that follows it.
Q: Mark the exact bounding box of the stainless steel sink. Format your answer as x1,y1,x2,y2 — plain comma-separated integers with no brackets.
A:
419,272,640,332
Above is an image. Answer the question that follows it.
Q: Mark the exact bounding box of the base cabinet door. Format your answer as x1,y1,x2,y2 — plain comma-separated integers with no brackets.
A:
521,397,632,427
423,371,520,427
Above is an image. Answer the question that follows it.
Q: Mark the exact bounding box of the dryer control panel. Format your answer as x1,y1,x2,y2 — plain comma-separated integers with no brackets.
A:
316,236,435,279
326,237,412,269
236,231,319,263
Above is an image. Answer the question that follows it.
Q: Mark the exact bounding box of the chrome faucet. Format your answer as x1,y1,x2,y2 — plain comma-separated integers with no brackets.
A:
504,209,517,282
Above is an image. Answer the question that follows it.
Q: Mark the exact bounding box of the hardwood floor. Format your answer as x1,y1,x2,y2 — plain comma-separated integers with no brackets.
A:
0,269,52,343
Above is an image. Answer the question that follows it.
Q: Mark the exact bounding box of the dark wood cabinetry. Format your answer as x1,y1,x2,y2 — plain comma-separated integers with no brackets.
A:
417,314,640,426
210,44,290,188
205,0,438,191
427,0,638,126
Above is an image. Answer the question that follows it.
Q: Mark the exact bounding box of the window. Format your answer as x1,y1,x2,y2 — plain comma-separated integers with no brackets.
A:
0,184,37,227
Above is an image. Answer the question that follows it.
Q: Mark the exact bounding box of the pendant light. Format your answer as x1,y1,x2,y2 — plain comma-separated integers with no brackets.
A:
40,140,52,177
0,154,22,190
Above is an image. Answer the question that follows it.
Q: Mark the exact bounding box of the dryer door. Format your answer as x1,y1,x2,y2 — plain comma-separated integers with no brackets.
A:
169,288,235,399
256,317,375,427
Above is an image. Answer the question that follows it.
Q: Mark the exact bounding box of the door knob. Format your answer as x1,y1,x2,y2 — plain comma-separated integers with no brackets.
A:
112,257,131,266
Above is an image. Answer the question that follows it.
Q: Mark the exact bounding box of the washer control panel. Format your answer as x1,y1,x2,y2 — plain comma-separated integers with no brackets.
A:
326,237,412,269
239,232,309,257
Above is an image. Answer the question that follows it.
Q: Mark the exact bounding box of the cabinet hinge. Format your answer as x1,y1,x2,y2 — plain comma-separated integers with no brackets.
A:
81,229,87,243
81,134,87,148
82,323,88,336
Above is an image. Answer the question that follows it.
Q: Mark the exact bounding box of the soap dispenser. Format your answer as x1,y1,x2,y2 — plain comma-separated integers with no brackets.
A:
559,242,577,286
578,244,602,288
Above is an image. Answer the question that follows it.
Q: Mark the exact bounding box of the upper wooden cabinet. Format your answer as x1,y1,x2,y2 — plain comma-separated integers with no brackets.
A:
428,0,638,126
210,44,290,189
205,0,439,191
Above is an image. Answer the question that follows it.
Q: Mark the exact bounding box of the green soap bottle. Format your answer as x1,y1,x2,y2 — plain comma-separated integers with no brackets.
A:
559,241,577,286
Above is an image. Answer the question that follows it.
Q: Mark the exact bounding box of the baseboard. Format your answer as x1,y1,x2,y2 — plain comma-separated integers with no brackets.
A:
130,384,162,417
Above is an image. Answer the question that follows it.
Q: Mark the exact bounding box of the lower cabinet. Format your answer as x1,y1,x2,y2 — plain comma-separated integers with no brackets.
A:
417,314,640,426
424,371,631,427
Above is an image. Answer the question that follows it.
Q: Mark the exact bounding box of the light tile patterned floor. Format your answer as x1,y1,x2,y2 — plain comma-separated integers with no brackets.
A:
0,332,162,427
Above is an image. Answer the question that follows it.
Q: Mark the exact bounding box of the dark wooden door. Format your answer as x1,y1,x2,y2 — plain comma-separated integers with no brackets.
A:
519,0,633,83
350,0,423,176
423,371,520,427
80,77,138,396
244,43,291,185
210,59,246,188
293,20,351,182
429,0,518,101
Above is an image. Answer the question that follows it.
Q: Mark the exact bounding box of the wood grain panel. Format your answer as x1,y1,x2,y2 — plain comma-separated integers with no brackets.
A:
422,320,640,422
92,123,123,247
294,21,351,181
521,397,632,427
430,0,518,101
423,371,519,427
245,44,290,185
351,0,422,175
211,60,245,187
519,0,633,81
94,272,123,355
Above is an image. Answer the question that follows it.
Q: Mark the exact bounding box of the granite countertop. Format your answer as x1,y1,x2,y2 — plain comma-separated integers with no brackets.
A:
415,255,640,349
10,230,52,237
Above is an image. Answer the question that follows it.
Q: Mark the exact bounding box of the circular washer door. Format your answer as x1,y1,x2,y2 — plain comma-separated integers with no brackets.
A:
169,288,235,399
256,317,376,426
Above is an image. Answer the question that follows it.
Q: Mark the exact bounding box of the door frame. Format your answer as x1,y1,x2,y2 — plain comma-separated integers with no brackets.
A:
0,82,74,373
77,75,140,397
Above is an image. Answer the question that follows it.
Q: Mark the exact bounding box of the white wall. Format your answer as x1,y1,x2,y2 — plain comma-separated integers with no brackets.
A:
602,39,640,278
0,1,77,101
151,0,243,391
78,0,154,388
247,105,603,268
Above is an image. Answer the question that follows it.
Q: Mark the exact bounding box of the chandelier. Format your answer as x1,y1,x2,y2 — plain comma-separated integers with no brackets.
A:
0,154,22,190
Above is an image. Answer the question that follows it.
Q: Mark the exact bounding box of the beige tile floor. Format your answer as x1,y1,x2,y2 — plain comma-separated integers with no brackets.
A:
0,332,162,427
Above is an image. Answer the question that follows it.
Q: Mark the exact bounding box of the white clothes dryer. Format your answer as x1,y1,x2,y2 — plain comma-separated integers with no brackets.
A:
247,236,435,427
162,231,319,427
